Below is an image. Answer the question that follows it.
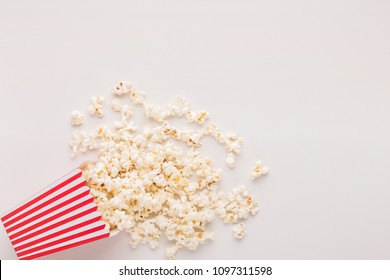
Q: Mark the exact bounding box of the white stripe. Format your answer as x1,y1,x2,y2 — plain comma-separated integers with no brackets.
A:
4,176,86,228
2,170,84,225
9,201,97,240
1,169,81,223
13,212,102,247
5,185,90,230
15,220,106,254
19,229,109,259
7,193,93,235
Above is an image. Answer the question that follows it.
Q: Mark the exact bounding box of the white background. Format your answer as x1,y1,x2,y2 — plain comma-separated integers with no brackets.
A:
0,0,389,260
2,260,390,280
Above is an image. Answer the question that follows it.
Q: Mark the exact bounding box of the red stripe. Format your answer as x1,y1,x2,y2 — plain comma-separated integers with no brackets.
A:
5,187,89,231
17,224,106,257
11,208,100,246
8,199,96,241
13,207,100,252
20,233,110,260
1,171,82,222
4,180,86,229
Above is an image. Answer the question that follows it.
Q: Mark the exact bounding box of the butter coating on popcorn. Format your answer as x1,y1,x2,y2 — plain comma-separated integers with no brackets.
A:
69,81,268,259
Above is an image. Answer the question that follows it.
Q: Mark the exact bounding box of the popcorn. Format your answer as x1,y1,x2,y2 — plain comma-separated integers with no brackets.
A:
112,81,134,96
215,185,259,223
225,133,244,154
70,110,84,126
226,152,236,168
68,130,99,156
251,160,270,179
165,244,180,259
186,111,209,124
130,92,146,105
173,96,190,117
114,120,137,133
233,223,246,239
112,99,122,112
142,96,191,122
88,96,104,117
69,81,269,259
120,105,133,119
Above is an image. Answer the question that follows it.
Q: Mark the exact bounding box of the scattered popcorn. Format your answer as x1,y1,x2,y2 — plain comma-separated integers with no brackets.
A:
224,132,244,154
215,185,259,223
186,111,209,125
203,124,244,167
70,111,84,126
120,104,133,120
233,223,246,239
130,91,146,105
112,81,134,96
68,130,99,155
68,81,270,259
142,96,191,122
165,244,180,260
88,96,104,117
173,96,190,117
112,99,122,112
226,152,236,168
251,160,270,180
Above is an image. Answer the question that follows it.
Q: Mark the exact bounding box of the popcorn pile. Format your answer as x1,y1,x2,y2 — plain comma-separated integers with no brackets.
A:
68,81,269,259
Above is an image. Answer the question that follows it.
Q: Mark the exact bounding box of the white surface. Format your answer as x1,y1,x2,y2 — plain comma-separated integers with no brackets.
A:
0,0,389,260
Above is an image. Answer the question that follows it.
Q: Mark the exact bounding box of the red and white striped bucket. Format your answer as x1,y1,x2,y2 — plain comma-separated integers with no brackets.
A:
1,168,110,260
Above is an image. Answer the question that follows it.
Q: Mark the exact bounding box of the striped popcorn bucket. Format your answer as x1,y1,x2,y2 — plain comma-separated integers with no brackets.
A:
1,168,110,260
